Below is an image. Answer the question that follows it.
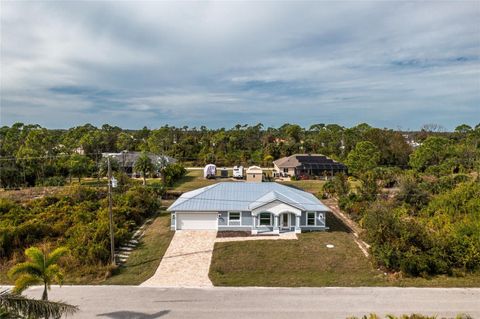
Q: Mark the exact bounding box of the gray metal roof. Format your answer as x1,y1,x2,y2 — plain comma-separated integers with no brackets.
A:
168,182,330,212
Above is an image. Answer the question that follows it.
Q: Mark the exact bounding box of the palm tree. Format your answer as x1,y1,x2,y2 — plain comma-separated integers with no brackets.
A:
8,247,69,301
134,152,153,185
0,289,78,319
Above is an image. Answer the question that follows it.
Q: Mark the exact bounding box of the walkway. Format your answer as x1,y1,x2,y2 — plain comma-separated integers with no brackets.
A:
216,232,297,242
141,230,217,288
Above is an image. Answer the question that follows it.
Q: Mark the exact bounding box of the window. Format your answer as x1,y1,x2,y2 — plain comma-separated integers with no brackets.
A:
259,212,272,226
307,212,316,226
228,212,240,224
283,168,289,173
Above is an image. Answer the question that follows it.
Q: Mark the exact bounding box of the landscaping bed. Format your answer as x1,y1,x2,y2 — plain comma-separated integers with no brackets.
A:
217,231,251,238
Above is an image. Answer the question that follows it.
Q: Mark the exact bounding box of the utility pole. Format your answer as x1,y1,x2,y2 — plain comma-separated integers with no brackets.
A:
107,157,116,266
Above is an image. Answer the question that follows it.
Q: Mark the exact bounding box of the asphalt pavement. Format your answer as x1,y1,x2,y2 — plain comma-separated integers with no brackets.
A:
20,286,480,319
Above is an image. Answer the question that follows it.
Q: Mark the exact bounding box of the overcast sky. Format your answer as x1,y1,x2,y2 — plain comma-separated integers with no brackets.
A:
1,1,479,130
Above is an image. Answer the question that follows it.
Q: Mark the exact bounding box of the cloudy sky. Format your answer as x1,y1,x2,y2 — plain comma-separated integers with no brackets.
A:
1,1,479,130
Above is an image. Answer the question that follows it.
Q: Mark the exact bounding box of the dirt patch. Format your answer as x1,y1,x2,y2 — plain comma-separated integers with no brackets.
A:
217,231,251,238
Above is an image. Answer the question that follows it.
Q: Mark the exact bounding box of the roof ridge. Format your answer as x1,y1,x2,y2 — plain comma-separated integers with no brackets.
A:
272,185,306,210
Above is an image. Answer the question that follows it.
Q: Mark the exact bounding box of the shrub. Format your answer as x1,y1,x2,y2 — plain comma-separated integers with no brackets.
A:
39,176,66,186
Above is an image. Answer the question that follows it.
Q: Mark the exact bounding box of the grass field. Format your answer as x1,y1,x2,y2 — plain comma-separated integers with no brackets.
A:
279,179,326,194
169,169,228,192
104,213,174,285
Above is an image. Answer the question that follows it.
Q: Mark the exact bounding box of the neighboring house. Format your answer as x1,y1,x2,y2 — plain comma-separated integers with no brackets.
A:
168,182,330,234
246,166,262,182
102,151,176,176
273,154,347,179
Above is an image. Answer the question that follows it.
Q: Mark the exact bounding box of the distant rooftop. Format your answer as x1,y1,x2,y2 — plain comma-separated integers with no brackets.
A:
273,154,347,170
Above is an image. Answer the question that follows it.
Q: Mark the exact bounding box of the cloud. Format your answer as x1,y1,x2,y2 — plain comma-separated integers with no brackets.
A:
0,1,479,130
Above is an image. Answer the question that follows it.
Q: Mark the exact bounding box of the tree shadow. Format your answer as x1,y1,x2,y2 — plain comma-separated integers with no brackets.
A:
97,310,170,319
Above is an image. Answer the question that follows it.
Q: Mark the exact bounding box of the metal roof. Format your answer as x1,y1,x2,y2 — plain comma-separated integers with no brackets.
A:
168,182,330,212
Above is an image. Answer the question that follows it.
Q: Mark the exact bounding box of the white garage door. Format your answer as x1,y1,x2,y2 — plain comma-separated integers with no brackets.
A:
176,213,218,230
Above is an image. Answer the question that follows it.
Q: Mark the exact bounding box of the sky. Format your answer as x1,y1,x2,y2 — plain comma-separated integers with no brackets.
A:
1,1,479,130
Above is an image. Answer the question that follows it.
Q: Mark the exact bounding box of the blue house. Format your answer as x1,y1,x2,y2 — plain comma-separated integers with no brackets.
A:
168,182,330,234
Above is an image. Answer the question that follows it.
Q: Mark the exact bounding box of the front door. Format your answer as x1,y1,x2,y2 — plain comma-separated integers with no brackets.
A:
281,213,289,229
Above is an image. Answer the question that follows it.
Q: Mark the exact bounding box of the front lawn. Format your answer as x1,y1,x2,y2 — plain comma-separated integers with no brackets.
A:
210,213,383,287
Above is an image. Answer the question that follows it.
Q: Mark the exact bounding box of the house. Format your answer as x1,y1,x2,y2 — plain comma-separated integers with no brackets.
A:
168,182,330,234
273,154,347,179
246,166,262,182
102,151,176,176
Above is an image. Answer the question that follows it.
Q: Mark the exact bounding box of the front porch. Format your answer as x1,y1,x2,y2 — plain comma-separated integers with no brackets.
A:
251,212,301,235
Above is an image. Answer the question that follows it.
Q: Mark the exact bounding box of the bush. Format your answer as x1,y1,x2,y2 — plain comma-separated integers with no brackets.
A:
0,184,161,266
38,176,66,186
163,163,186,186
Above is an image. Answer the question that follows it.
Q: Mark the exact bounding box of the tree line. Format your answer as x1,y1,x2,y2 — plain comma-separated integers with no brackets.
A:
2,122,479,188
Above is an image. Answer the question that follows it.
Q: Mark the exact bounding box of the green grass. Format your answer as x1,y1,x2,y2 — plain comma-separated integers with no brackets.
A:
169,170,220,192
104,213,174,285
210,233,382,287
279,179,326,194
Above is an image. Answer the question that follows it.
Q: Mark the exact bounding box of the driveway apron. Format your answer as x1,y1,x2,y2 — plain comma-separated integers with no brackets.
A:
141,230,217,287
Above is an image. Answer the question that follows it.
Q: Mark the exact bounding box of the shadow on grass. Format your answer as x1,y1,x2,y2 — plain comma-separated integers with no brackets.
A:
120,257,160,269
326,211,352,233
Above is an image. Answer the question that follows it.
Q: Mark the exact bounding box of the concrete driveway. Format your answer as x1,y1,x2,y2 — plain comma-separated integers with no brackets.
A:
141,230,217,287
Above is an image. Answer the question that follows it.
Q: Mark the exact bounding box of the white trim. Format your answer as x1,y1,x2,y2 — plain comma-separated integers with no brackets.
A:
228,211,242,226
306,211,316,226
280,212,291,229
258,212,273,226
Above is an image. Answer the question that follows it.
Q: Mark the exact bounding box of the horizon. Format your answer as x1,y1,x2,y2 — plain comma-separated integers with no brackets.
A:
1,1,479,130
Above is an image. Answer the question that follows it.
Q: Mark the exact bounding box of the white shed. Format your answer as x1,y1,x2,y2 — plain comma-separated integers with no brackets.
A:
246,166,262,182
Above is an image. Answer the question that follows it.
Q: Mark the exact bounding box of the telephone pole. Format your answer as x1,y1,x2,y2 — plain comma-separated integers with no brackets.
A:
107,157,116,266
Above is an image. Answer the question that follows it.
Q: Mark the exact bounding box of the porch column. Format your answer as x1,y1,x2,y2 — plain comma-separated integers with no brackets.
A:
295,214,301,234
251,215,258,235
273,214,279,234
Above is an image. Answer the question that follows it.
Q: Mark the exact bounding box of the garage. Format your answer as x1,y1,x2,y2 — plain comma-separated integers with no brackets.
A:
176,212,218,230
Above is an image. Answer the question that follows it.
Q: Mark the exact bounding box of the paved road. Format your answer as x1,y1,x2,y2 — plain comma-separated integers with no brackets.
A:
22,286,480,319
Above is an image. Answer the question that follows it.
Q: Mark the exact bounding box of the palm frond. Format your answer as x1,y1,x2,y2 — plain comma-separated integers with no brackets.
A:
46,248,69,268
24,248,46,272
11,275,42,294
0,290,78,318
8,263,42,279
